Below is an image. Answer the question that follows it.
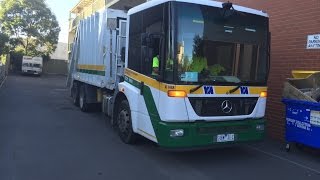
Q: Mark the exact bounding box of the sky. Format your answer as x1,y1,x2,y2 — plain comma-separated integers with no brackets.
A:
46,0,79,43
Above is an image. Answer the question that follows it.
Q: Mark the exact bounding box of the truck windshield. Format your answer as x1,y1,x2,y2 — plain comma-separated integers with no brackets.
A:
22,63,31,67
174,2,269,85
33,64,41,68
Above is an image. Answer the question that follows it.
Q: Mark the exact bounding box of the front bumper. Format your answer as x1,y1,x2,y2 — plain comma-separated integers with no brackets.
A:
154,118,266,149
22,70,41,75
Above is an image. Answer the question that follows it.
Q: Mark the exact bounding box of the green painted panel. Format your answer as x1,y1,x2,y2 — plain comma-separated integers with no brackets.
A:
78,68,105,76
154,119,266,149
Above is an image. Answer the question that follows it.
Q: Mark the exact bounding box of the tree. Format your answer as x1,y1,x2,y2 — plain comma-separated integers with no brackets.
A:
0,0,60,56
192,35,204,57
0,32,9,55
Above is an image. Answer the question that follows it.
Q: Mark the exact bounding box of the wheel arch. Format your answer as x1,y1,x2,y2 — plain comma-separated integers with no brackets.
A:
113,82,141,132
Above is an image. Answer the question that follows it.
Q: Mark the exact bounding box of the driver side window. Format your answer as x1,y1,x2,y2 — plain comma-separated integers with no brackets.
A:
127,4,165,79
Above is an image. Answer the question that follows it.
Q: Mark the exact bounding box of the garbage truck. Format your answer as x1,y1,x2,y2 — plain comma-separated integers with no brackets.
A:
68,0,270,149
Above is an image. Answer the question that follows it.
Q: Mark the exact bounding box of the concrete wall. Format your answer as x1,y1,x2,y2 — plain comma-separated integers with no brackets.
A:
43,59,68,75
51,42,68,60
218,0,320,140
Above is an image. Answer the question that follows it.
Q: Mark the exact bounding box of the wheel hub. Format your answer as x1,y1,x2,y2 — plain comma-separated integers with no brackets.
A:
118,109,130,134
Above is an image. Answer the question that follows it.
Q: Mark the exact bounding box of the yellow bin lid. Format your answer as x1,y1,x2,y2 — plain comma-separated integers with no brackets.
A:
291,70,320,79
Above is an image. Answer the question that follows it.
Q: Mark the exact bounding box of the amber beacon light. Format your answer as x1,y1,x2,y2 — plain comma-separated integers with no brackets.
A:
167,90,187,98
260,91,267,98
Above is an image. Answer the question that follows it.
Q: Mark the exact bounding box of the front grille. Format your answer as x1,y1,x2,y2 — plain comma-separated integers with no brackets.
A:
188,97,258,116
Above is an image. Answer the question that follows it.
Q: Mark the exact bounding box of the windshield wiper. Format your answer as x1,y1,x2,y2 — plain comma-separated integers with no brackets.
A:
189,78,221,93
189,79,224,93
190,84,204,94
226,80,250,94
226,85,241,94
226,80,262,94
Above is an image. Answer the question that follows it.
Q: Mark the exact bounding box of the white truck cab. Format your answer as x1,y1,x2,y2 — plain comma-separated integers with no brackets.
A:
22,56,43,75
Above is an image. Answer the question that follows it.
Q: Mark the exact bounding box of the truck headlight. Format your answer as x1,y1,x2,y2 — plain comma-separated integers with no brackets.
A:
170,129,184,137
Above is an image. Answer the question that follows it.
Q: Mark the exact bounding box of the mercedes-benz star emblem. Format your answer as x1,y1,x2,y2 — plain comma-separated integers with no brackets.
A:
221,100,233,114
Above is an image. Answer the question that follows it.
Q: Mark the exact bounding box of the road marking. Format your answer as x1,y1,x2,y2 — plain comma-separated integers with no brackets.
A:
247,145,320,174
0,76,7,89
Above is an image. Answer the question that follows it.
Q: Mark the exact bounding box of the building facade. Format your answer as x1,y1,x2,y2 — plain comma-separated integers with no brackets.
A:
51,42,68,60
68,0,146,59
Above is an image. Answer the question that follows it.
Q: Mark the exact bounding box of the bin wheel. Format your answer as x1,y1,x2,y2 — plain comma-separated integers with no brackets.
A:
286,143,291,152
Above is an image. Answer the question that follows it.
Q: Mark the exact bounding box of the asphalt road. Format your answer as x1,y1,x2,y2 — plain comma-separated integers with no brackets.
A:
0,74,320,180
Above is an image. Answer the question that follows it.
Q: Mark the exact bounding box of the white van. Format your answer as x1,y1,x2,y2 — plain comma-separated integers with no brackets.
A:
21,56,43,75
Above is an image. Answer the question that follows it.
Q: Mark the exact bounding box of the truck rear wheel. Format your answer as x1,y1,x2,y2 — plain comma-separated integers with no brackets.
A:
79,85,89,112
116,100,137,144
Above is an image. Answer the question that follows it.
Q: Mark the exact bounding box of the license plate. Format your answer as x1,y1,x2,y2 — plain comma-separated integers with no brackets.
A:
216,134,235,142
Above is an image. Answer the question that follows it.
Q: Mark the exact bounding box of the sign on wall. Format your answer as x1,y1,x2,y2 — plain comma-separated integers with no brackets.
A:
307,34,320,49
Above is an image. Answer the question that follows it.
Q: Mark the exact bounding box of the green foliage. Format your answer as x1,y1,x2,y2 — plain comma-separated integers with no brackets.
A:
208,64,225,76
188,56,208,72
182,56,225,76
0,0,60,56
192,35,204,57
1,54,7,64
0,32,9,55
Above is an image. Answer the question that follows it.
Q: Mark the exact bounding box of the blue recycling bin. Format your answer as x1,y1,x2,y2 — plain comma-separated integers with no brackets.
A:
282,98,320,150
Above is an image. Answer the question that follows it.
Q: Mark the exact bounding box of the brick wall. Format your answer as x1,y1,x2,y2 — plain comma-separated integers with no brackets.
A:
218,0,320,140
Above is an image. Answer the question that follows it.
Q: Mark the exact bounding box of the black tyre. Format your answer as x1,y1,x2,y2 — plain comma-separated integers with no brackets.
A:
71,83,79,106
116,100,137,144
79,85,89,112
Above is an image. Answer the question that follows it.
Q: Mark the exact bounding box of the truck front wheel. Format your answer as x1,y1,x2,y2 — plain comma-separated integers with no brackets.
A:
116,100,137,144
